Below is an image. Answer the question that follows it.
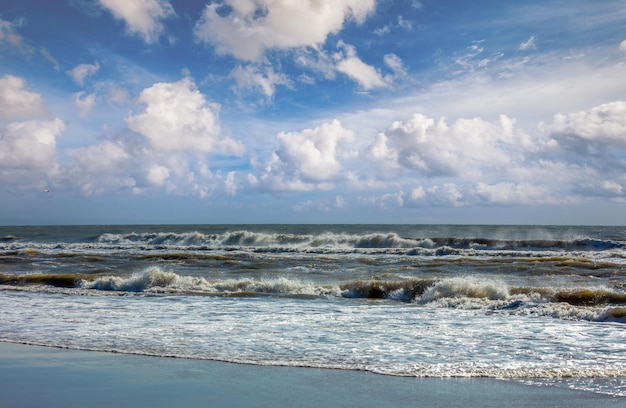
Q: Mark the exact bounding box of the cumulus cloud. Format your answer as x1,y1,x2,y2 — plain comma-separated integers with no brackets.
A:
0,75,46,120
360,101,626,208
99,0,175,43
127,77,244,155
368,113,532,179
540,101,626,198
194,0,376,61
252,119,355,191
68,140,130,175
471,182,551,205
0,75,64,188
546,101,626,149
145,164,170,186
67,62,100,86
620,39,626,52
60,137,236,198
0,118,65,170
63,140,137,196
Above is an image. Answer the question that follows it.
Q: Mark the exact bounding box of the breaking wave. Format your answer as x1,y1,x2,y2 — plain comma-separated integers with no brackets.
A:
95,230,624,252
3,268,621,323
78,267,343,297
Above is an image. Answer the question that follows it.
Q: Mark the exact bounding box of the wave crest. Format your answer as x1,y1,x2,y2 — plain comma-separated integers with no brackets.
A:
419,277,510,303
93,230,625,253
79,268,342,297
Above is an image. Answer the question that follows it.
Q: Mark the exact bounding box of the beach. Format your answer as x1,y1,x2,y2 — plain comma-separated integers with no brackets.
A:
0,342,623,408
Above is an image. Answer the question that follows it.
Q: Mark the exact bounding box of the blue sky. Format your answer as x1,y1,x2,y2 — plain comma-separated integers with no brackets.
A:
1,0,626,225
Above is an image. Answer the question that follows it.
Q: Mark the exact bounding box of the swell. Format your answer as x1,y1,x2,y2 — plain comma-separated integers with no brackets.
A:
94,230,625,252
0,272,87,288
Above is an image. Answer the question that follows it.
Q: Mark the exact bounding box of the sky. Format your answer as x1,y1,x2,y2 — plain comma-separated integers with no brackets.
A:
1,0,626,225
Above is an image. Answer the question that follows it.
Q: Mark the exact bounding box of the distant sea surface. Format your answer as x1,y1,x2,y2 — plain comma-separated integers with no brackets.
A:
1,224,625,396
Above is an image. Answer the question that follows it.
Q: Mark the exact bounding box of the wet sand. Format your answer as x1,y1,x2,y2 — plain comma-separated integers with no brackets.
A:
0,342,622,408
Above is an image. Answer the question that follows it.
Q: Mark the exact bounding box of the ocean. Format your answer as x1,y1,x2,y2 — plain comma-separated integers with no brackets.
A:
1,224,625,397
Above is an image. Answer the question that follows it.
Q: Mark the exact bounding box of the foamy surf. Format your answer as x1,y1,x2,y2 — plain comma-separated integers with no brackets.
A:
22,268,609,323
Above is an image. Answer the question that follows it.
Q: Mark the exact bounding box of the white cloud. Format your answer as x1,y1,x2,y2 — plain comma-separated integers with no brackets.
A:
373,24,390,36
383,53,408,84
518,36,537,51
384,54,405,75
0,119,65,170
601,180,624,195
368,113,529,179
422,184,463,206
276,119,354,181
0,76,64,189
619,39,626,52
335,41,386,90
546,101,626,149
61,137,237,197
72,91,97,117
229,64,291,97
252,119,355,191
67,140,130,175
295,43,403,91
362,101,626,207
294,47,337,80
0,75,46,120
68,63,100,86
66,140,174,197
127,77,244,155
194,0,375,61
99,0,175,43
472,182,550,205
146,164,170,186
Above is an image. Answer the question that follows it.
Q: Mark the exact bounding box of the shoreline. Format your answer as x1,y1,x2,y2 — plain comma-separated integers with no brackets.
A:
0,342,624,407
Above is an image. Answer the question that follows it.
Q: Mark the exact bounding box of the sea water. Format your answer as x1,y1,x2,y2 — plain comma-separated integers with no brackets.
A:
0,224,625,396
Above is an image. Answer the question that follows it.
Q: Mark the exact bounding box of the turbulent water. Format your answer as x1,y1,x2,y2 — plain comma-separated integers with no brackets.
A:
1,224,625,396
